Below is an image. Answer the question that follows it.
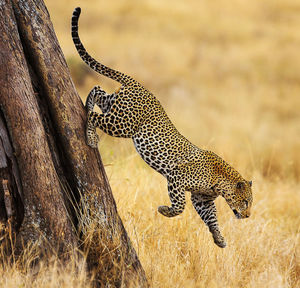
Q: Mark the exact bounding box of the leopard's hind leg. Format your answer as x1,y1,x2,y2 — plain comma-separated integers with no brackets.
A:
191,194,226,248
85,86,116,148
86,108,136,148
86,111,99,148
86,85,115,113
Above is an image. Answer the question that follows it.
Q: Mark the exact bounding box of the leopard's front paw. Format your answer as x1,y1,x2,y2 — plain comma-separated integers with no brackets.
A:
212,232,226,248
158,205,171,217
158,205,182,217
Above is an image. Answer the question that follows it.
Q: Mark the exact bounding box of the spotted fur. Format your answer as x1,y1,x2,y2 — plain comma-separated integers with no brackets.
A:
71,7,253,248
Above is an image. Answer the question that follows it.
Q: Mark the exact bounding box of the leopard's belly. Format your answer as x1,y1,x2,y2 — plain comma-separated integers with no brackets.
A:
132,132,171,178
132,118,200,178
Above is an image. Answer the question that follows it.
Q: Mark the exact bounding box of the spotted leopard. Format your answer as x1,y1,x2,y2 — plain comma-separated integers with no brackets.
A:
71,7,253,248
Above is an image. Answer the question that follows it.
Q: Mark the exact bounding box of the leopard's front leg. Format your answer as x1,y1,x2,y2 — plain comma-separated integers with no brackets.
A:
158,174,186,217
191,194,226,248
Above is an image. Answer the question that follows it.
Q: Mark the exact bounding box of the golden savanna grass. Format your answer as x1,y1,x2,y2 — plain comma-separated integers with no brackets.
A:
2,0,299,287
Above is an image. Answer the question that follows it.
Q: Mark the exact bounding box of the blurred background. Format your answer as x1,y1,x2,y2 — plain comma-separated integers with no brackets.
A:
43,0,299,287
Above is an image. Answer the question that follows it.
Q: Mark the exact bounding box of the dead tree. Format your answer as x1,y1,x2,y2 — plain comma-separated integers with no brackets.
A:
0,0,148,286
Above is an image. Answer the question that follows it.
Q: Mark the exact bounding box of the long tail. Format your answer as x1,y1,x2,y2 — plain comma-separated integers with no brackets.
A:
71,7,134,85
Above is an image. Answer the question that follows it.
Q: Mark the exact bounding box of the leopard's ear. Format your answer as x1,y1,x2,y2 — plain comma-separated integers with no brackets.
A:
236,181,245,190
249,180,253,187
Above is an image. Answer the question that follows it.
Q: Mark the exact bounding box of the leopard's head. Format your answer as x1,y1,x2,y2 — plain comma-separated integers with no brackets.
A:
226,180,253,219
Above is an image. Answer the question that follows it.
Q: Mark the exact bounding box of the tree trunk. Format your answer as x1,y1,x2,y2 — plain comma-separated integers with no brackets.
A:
0,0,148,286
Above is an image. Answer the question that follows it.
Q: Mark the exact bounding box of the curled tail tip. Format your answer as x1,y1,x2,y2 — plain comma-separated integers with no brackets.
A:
73,7,81,17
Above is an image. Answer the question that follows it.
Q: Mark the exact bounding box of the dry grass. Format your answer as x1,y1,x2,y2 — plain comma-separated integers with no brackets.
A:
0,241,90,288
3,0,299,287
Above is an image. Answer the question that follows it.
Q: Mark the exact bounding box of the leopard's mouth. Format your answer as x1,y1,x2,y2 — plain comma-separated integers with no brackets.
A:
233,209,242,219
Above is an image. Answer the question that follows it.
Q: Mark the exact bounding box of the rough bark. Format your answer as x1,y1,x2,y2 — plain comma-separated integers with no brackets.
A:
0,113,24,245
0,0,76,254
0,0,148,286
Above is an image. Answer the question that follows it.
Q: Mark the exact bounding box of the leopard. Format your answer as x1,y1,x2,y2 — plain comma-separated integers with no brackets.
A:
71,7,253,248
